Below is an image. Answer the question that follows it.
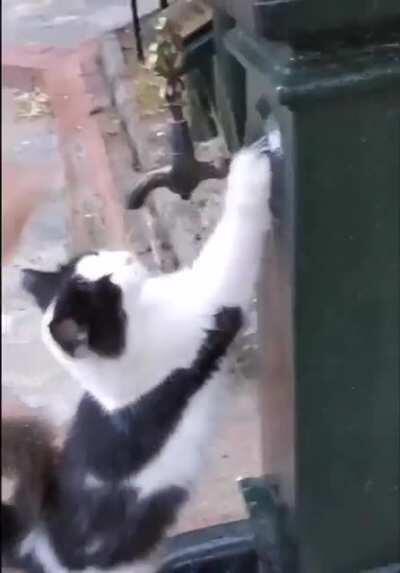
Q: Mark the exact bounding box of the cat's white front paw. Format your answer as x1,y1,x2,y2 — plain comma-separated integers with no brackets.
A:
225,148,271,214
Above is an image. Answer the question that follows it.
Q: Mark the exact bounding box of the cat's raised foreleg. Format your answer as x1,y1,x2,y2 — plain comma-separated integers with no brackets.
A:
190,145,271,312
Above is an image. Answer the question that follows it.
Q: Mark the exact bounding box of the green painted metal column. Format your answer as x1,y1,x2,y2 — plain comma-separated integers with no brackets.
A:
213,3,400,572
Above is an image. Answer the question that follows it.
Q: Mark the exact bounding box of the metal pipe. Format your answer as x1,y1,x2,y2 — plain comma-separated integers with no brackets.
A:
130,0,144,63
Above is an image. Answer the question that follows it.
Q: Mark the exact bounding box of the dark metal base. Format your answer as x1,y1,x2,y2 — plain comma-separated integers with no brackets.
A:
161,520,258,573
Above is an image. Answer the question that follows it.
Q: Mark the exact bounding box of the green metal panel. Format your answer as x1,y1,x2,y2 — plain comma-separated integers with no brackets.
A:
294,92,399,572
217,1,400,43
212,9,246,151
213,5,400,571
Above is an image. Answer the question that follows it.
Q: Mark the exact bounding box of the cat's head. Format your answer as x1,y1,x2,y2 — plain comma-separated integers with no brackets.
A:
22,250,148,360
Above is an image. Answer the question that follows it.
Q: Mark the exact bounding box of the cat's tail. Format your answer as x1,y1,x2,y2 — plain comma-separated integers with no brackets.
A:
2,417,59,564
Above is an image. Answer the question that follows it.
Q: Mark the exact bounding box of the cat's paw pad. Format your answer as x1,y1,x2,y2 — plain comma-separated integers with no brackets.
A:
214,306,243,338
226,148,271,211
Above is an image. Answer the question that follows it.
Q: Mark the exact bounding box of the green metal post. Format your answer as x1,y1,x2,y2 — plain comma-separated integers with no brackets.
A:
213,3,400,571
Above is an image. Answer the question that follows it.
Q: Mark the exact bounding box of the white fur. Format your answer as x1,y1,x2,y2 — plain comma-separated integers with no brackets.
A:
129,150,271,499
36,148,271,572
42,270,207,410
42,149,270,411
75,252,134,283
131,366,229,498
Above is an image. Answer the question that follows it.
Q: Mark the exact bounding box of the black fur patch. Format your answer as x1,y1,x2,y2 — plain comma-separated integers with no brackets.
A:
3,307,242,571
21,270,65,312
50,275,126,357
22,253,126,358
22,254,90,311
2,505,46,573
48,485,188,569
44,306,242,570
62,306,243,481
2,504,21,563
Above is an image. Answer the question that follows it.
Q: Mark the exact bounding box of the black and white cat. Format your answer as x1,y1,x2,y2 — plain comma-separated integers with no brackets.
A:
3,144,271,572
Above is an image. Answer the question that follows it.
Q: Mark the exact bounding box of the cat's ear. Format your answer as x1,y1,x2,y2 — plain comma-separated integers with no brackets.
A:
49,317,89,357
21,269,63,311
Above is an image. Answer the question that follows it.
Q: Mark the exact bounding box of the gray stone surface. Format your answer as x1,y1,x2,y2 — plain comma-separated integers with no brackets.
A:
2,89,82,428
3,0,159,49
